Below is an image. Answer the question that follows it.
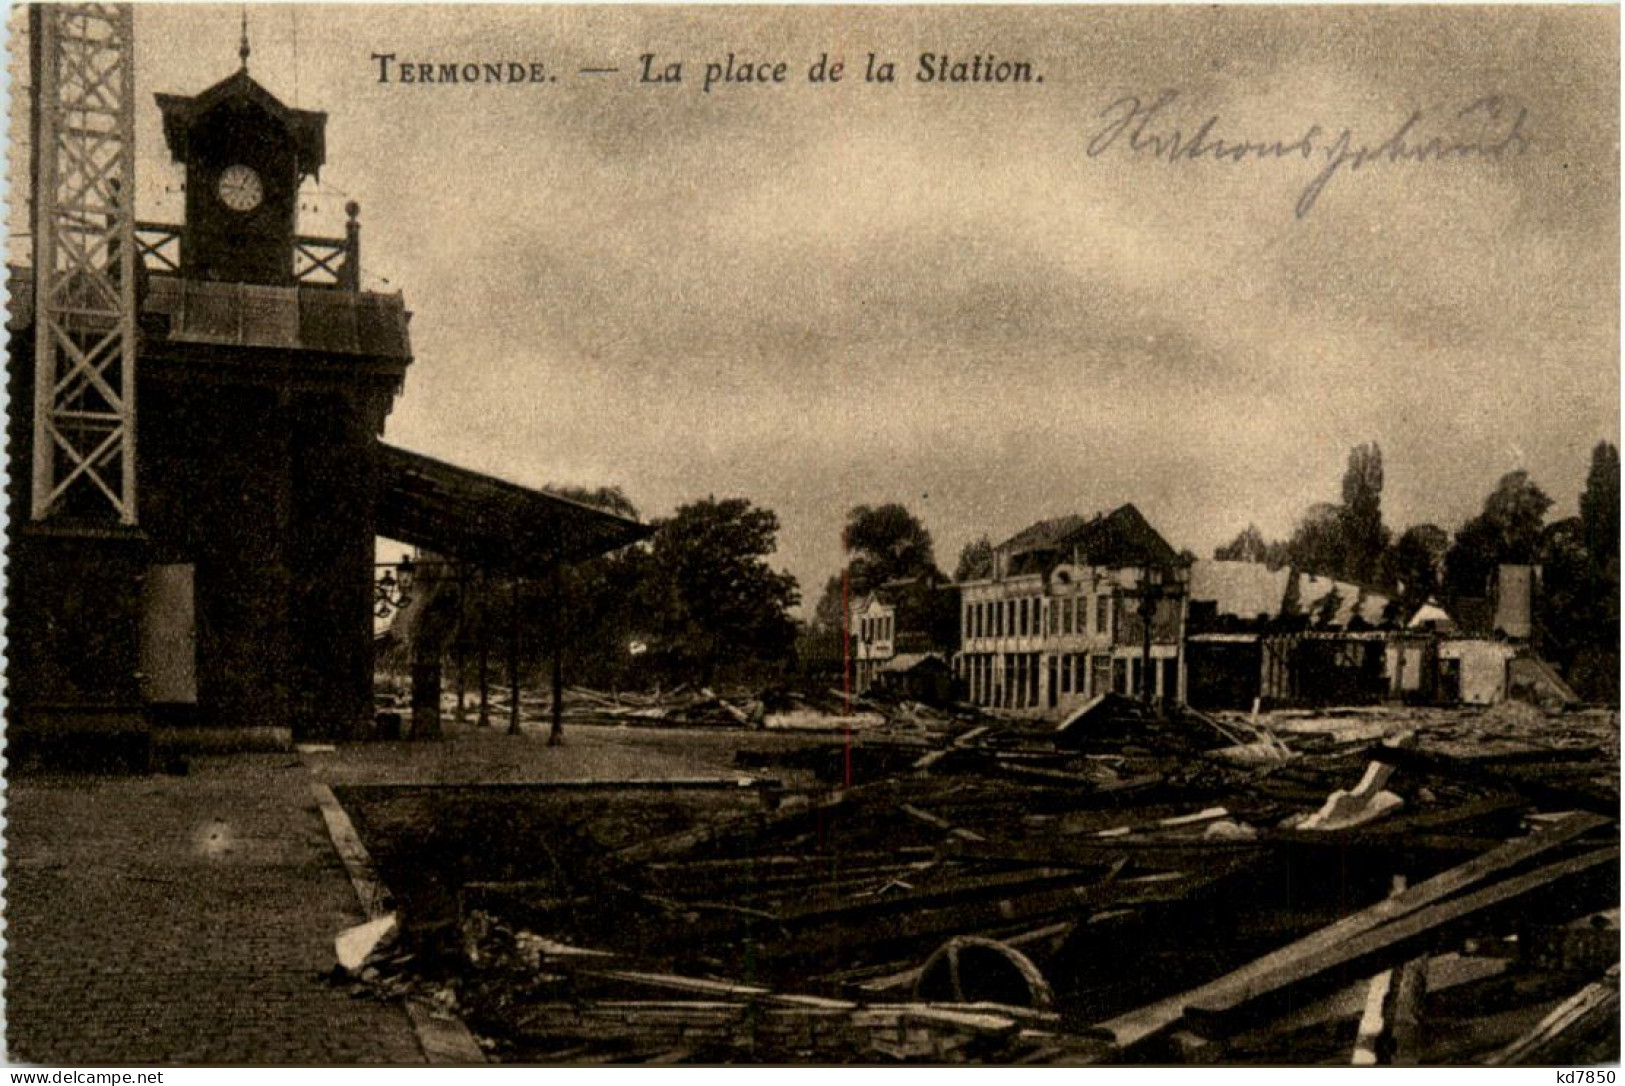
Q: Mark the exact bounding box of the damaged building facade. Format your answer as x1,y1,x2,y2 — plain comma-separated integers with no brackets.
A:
955,505,1185,718
1182,560,1574,711
848,573,960,700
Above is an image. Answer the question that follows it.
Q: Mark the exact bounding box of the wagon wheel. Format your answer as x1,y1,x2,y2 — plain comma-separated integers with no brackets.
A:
913,935,1055,1010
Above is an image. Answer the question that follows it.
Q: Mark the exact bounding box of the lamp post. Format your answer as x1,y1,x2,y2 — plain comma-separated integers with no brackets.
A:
1138,567,1160,708
1124,564,1185,711
374,554,416,618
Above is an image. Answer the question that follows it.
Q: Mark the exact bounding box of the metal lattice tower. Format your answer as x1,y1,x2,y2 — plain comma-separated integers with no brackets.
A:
30,3,137,523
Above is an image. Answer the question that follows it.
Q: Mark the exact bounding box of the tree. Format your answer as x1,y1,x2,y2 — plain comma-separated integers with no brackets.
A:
535,487,646,706
811,574,846,632
843,503,942,594
645,496,800,683
549,484,639,521
1537,517,1590,669
1444,470,1554,599
1214,524,1271,563
1274,442,1390,583
955,536,994,581
812,502,944,634
1581,441,1620,582
1387,523,1449,612
1545,442,1621,699
1339,442,1388,584
1285,503,1348,579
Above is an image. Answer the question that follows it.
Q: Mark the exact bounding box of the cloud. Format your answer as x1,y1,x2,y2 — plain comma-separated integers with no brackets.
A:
128,5,1618,603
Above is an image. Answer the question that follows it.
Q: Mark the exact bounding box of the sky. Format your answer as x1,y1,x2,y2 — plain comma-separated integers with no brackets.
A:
11,4,1618,611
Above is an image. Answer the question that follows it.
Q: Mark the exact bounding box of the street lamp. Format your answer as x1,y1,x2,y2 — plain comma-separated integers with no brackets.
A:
1126,564,1184,710
375,553,416,618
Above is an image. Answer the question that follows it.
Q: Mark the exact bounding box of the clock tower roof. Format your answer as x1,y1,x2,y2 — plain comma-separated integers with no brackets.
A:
155,69,327,180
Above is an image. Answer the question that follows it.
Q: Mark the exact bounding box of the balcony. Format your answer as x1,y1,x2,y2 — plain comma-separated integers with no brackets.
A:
134,214,360,291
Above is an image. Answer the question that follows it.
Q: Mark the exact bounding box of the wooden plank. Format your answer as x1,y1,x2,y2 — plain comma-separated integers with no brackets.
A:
1486,964,1621,1067
1380,746,1618,816
1350,877,1408,1067
1089,811,1610,1051
615,785,864,863
1384,952,1430,1066
900,803,988,842
1181,845,1619,1037
942,835,1256,871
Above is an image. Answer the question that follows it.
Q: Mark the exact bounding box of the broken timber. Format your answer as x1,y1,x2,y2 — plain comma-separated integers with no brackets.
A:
1089,812,1613,1053
1157,845,1616,1042
1486,964,1621,1066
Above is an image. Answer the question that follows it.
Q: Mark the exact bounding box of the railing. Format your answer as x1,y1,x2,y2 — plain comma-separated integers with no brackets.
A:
133,202,362,290
134,222,181,275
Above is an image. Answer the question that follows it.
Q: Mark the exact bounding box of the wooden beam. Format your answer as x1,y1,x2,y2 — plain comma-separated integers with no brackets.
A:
477,571,492,727
549,558,564,747
1486,964,1620,1066
508,575,522,735
1179,845,1618,1039
1089,812,1610,1052
1350,876,1408,1066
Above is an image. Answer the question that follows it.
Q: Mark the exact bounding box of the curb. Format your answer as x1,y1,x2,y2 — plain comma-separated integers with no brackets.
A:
309,778,487,1065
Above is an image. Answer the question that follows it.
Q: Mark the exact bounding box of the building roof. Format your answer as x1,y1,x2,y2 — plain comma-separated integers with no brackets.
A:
1189,559,1397,630
377,443,654,574
156,69,327,177
1406,601,1455,629
1295,572,1392,627
998,504,1177,577
1188,560,1290,619
7,271,412,367
879,652,947,674
143,278,412,359
999,514,1093,555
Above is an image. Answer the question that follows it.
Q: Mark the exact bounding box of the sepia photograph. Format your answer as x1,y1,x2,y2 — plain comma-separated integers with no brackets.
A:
2,1,1619,1069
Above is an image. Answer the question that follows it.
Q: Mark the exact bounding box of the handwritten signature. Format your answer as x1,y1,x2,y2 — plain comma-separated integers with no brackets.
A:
1086,90,1532,218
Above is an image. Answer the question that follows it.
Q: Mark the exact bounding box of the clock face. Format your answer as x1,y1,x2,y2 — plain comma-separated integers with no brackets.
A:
216,164,263,212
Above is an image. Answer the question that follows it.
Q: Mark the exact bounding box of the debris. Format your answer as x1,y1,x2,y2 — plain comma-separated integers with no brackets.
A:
336,914,399,973
1300,761,1404,831
336,691,1619,1066
1092,812,1613,1052
1486,965,1620,1066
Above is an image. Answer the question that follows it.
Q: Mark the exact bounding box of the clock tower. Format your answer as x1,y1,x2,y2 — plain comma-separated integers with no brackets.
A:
155,50,326,285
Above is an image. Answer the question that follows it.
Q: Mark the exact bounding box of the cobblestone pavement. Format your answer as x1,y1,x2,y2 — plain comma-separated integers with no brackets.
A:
4,754,426,1065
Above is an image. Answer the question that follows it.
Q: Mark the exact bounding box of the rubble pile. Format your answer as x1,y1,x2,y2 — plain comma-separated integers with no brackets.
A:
342,697,1620,1065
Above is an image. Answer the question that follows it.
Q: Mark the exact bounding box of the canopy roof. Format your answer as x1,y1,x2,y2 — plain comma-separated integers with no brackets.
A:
377,443,652,574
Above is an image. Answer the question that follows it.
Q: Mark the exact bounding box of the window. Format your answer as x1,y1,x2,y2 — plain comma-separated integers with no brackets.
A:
1017,598,1026,636
1063,598,1074,634
1048,600,1058,636
1061,655,1073,693
1097,595,1110,636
